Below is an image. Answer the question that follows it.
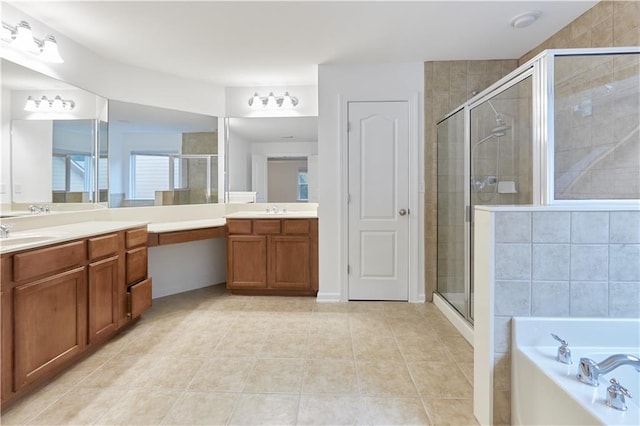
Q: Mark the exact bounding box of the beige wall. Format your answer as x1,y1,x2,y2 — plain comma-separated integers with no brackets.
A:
268,158,307,203
424,0,640,301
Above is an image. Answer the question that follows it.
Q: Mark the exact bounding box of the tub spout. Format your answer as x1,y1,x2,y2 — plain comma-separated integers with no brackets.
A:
578,354,640,386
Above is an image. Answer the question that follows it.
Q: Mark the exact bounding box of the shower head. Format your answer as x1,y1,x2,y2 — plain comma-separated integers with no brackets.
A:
490,124,511,137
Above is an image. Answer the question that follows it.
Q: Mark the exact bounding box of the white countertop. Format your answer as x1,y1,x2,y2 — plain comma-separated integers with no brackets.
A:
147,218,226,233
225,211,318,219
0,220,148,254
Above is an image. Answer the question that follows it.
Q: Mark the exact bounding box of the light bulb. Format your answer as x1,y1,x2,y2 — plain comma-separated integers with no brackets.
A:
12,21,39,53
265,92,278,109
249,93,263,109
24,96,38,111
51,96,64,110
39,96,50,111
281,92,298,108
40,36,64,63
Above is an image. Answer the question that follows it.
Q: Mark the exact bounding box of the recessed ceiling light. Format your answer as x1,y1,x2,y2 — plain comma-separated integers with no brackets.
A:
510,11,541,29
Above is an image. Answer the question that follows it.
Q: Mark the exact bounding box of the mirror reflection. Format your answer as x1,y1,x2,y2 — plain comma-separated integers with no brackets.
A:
1,58,108,207
108,101,219,208
227,116,318,203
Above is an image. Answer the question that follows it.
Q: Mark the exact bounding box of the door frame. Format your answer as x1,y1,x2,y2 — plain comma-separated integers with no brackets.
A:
338,93,424,302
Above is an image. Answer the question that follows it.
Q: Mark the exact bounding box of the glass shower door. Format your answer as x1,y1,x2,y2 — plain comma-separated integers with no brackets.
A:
436,109,467,317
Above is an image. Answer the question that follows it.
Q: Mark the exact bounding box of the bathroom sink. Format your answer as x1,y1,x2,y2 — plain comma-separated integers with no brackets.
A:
0,231,67,249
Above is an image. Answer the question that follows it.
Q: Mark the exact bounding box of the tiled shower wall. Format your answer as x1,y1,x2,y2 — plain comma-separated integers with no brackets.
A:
483,207,640,424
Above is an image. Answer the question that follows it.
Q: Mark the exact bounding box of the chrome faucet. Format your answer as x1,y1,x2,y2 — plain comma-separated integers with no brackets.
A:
578,354,640,386
28,205,50,214
0,224,13,239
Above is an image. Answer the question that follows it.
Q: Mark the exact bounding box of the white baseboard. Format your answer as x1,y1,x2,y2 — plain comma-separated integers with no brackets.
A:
433,292,474,346
315,292,341,302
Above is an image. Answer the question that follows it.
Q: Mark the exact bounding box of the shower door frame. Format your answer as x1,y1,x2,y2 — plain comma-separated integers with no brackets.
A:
437,64,542,323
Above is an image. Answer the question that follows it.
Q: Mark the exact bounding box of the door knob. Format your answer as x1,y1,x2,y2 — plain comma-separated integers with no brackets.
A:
399,209,407,216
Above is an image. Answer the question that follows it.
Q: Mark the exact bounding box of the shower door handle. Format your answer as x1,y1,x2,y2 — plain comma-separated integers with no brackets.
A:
399,209,408,216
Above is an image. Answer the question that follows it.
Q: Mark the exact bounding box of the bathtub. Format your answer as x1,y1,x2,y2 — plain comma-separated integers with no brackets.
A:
512,317,640,426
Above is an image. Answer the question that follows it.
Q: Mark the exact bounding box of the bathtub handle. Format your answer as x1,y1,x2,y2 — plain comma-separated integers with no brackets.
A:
551,333,572,364
606,378,632,411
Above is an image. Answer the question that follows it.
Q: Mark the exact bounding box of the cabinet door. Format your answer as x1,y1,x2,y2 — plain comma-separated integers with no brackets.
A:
14,268,86,389
227,236,267,288
88,256,119,343
268,236,310,289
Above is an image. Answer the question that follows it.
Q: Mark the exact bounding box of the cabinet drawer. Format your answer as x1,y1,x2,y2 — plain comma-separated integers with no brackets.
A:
128,278,152,319
88,233,119,260
125,228,148,249
126,247,148,285
254,220,281,235
283,220,310,235
227,219,252,235
13,241,86,283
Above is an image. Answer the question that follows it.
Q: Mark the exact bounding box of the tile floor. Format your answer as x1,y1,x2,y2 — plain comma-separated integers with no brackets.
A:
1,285,478,425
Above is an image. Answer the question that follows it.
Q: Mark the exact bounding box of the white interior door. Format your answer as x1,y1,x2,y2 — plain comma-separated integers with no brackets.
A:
347,101,410,301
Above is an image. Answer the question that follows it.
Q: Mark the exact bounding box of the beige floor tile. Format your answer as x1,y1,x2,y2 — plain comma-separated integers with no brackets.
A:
442,336,474,364
270,313,313,334
458,362,474,386
160,391,239,425
79,354,153,389
297,395,366,425
302,359,359,395
228,393,299,425
0,382,70,425
388,318,437,336
260,333,308,358
51,352,113,387
243,358,305,393
188,357,255,392
133,356,203,390
27,387,123,425
306,333,354,360
94,389,181,425
118,331,172,356
353,335,404,362
213,331,267,357
364,396,432,425
356,361,418,397
313,302,349,313
395,334,447,362
164,330,226,358
349,314,393,338
408,360,473,399
423,398,478,426
309,313,351,335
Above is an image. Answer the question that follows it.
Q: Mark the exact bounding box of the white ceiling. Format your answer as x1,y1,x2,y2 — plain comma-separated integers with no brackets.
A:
10,0,597,87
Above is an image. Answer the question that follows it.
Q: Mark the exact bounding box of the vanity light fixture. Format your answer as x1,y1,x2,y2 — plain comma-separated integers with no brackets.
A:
2,20,64,63
248,92,299,109
24,95,75,112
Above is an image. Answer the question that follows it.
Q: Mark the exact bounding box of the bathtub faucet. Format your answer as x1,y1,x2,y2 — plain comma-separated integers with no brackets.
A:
578,354,640,386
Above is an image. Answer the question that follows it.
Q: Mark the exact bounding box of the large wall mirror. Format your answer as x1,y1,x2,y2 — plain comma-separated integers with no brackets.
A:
227,117,318,203
1,59,108,207
108,101,219,208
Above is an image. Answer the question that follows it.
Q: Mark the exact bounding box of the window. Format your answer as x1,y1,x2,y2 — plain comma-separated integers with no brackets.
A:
130,152,177,199
297,168,308,201
52,153,93,193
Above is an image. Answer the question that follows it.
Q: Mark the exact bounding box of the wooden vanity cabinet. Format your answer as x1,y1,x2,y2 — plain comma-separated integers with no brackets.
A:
0,226,152,409
226,218,318,296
